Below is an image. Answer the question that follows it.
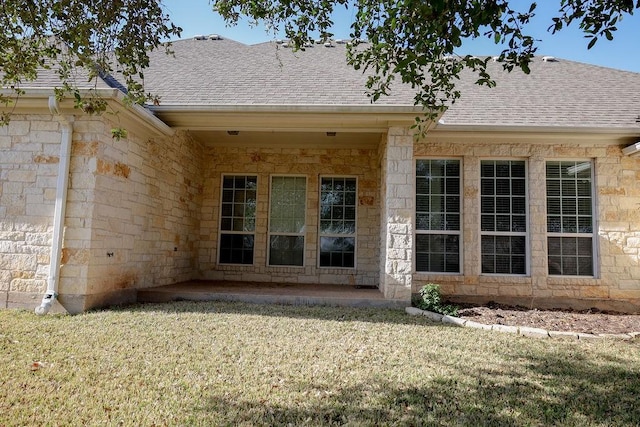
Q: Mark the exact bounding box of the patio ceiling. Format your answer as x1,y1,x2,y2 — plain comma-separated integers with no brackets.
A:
189,130,383,148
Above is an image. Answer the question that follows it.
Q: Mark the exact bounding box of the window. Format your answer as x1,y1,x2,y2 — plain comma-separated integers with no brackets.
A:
269,176,306,266
319,177,356,268
219,175,257,264
480,160,527,274
546,161,594,276
415,159,461,273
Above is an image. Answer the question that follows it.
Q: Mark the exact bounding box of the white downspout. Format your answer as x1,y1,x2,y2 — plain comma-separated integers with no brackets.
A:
35,96,73,315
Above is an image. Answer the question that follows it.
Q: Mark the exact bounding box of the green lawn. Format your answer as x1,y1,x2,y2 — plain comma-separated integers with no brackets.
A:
1,301,639,426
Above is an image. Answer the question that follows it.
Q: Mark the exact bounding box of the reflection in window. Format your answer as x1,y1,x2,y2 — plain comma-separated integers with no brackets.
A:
319,177,356,267
269,176,306,266
219,175,257,264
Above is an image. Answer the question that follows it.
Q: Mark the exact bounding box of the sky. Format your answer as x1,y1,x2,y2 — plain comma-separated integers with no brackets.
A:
162,0,640,73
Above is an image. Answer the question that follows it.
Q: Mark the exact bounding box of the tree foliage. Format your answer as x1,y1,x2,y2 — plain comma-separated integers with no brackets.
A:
1,0,639,127
214,0,639,123
0,0,181,125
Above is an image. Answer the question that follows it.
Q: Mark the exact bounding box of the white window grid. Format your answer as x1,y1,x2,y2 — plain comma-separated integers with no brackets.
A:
415,158,462,274
268,175,307,267
545,160,596,277
479,159,529,276
318,176,357,269
218,175,257,265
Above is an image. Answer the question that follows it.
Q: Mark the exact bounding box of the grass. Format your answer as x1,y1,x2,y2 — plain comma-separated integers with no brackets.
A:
1,301,639,426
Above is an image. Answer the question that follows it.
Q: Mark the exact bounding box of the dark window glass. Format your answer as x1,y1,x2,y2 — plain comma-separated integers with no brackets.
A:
546,161,594,276
480,160,527,275
415,159,461,273
319,177,357,268
219,176,257,264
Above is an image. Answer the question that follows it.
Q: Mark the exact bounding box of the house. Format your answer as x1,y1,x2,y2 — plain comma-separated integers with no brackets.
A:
1,36,640,314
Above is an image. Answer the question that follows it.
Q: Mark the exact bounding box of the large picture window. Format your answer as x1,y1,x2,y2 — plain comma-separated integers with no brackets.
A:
319,177,356,268
219,175,257,264
269,176,307,266
480,160,527,275
546,161,594,276
415,159,461,273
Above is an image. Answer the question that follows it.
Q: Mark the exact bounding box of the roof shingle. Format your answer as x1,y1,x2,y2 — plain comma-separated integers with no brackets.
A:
7,36,640,129
141,38,640,129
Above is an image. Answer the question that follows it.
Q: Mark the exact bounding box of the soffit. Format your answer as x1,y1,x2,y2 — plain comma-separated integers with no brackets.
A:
151,105,425,132
193,130,382,148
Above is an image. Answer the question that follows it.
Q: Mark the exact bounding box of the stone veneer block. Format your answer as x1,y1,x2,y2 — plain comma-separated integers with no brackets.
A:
597,333,633,340
422,311,444,322
492,324,519,334
442,315,467,326
464,320,494,331
519,326,550,339
576,333,600,340
548,331,580,339
405,307,423,316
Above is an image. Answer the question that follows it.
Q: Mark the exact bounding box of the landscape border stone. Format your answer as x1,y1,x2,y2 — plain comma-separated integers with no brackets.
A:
406,307,638,340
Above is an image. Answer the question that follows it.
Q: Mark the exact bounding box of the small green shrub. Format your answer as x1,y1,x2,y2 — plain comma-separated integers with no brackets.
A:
413,284,459,317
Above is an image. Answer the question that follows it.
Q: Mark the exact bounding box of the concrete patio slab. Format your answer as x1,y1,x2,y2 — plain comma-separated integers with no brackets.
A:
137,280,406,309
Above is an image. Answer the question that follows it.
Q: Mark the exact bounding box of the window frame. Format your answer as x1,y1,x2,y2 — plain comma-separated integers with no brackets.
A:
545,159,597,277
414,158,463,274
479,159,530,276
218,174,258,265
317,175,358,269
267,174,308,267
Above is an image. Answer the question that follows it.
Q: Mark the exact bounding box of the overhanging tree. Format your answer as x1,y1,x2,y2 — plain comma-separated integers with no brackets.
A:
1,0,638,127
0,0,181,125
214,0,639,123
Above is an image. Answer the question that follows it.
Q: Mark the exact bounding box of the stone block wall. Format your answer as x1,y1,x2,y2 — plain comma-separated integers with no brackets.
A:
413,139,640,312
60,121,203,312
4,114,639,313
198,138,380,286
0,116,61,309
1,114,203,312
379,128,415,300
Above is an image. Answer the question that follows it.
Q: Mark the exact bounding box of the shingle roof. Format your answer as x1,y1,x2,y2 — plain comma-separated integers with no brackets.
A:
141,37,640,129
443,58,640,129
142,38,416,106
11,65,114,91
7,36,640,129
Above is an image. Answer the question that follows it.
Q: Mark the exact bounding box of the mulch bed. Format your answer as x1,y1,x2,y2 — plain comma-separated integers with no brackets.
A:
457,302,640,335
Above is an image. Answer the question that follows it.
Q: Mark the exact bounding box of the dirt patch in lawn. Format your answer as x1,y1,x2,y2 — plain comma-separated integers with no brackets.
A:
457,303,640,335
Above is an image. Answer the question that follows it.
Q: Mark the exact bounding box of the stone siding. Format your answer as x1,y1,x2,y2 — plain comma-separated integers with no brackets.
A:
198,140,380,286
379,128,414,300
1,116,60,308
1,114,203,312
413,139,640,311
61,121,203,312
3,115,640,313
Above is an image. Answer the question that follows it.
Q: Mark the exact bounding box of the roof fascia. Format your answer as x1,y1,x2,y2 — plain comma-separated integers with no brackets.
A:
428,124,640,144
1,88,174,138
149,104,427,132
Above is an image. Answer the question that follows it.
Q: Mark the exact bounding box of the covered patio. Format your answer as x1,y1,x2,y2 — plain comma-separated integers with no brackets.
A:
137,281,406,309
